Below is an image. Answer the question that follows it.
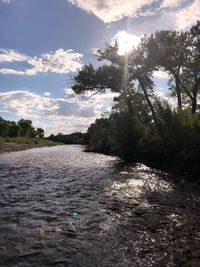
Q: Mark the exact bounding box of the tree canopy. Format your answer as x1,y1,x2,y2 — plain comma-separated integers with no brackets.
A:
72,21,200,179
0,117,45,139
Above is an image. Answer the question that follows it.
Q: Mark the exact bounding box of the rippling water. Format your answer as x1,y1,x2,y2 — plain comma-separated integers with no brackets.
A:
0,145,200,267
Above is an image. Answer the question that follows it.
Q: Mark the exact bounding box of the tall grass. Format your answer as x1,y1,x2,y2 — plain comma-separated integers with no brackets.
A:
0,137,61,146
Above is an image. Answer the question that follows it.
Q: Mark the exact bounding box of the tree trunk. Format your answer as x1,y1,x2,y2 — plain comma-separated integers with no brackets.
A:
191,84,198,114
126,97,134,115
175,76,182,109
191,96,197,114
191,78,200,114
138,80,159,129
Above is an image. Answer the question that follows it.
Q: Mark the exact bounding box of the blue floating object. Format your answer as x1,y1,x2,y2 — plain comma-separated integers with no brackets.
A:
72,211,79,217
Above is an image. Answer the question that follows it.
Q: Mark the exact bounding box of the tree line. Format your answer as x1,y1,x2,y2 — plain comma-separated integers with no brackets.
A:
0,116,86,145
72,21,200,179
48,132,85,144
0,117,44,138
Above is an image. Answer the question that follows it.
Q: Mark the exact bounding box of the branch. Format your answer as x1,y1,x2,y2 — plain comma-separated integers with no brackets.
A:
175,74,194,100
88,88,103,98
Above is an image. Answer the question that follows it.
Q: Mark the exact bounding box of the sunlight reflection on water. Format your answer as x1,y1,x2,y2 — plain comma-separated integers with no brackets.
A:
0,146,199,266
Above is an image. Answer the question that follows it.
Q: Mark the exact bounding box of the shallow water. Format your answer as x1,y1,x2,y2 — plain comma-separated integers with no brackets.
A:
0,145,200,267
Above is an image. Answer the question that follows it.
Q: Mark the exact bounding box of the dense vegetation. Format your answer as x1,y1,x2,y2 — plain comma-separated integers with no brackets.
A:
48,132,85,144
0,117,61,148
0,117,44,138
0,116,86,146
72,21,200,179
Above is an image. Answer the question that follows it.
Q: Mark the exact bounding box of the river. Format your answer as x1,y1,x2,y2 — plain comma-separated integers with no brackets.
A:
0,145,200,267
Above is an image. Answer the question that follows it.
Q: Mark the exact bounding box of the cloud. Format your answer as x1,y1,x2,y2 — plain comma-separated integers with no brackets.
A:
27,49,83,74
67,0,193,24
155,89,176,108
0,91,57,119
44,92,51,97
160,0,183,9
0,49,28,62
0,90,94,118
67,0,200,31
0,69,27,75
0,0,11,4
153,70,169,79
0,49,83,76
68,0,156,23
0,89,118,134
176,0,200,29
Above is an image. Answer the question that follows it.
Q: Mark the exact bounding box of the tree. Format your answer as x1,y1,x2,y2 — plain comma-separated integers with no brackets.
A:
8,121,19,137
0,117,9,137
18,119,34,137
182,21,200,114
86,118,113,153
36,128,44,138
146,21,200,114
72,41,159,130
146,30,189,109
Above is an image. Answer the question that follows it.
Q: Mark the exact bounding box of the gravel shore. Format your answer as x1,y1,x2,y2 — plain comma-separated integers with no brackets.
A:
0,143,59,154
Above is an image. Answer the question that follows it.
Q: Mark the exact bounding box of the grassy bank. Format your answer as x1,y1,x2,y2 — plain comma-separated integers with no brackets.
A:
0,137,62,154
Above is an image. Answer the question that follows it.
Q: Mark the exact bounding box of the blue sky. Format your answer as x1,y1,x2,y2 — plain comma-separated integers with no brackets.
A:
0,0,199,134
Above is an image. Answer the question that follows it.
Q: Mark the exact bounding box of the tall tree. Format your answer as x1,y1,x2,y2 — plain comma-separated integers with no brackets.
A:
146,22,200,114
8,121,19,137
73,42,159,129
182,21,200,114
146,30,189,109
0,117,9,137
18,119,34,137
36,128,44,138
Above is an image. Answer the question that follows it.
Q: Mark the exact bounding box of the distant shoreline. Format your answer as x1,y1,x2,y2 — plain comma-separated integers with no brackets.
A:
0,142,61,154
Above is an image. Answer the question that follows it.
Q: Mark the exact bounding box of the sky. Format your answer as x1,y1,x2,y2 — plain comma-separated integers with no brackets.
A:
0,0,200,135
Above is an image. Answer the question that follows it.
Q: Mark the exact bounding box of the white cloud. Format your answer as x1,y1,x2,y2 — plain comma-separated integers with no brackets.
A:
0,89,118,134
0,91,57,119
67,0,193,23
68,0,156,23
155,89,176,108
0,90,93,118
27,49,83,75
160,0,182,9
67,0,200,33
0,48,83,76
153,70,169,79
176,0,200,29
0,49,28,62
64,87,76,96
44,92,51,97
0,69,26,75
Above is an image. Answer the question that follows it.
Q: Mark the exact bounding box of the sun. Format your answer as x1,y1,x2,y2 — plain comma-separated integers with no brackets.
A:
114,31,141,55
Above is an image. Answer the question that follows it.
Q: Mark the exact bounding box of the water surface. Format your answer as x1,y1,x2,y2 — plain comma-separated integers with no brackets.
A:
0,145,200,266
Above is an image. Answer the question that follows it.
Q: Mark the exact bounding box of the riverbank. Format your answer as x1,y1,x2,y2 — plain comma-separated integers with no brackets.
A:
85,141,200,181
0,137,61,154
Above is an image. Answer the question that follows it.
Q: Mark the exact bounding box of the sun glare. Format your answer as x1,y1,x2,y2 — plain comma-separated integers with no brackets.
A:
114,31,141,55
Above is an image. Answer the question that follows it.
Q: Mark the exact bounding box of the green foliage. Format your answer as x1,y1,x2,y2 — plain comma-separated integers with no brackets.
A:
48,132,86,145
8,121,19,137
84,105,200,178
0,117,9,137
36,128,45,138
0,117,45,140
17,119,34,137
71,21,200,179
85,118,113,153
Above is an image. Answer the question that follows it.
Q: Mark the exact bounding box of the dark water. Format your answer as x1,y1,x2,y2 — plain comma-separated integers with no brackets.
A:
0,145,200,267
